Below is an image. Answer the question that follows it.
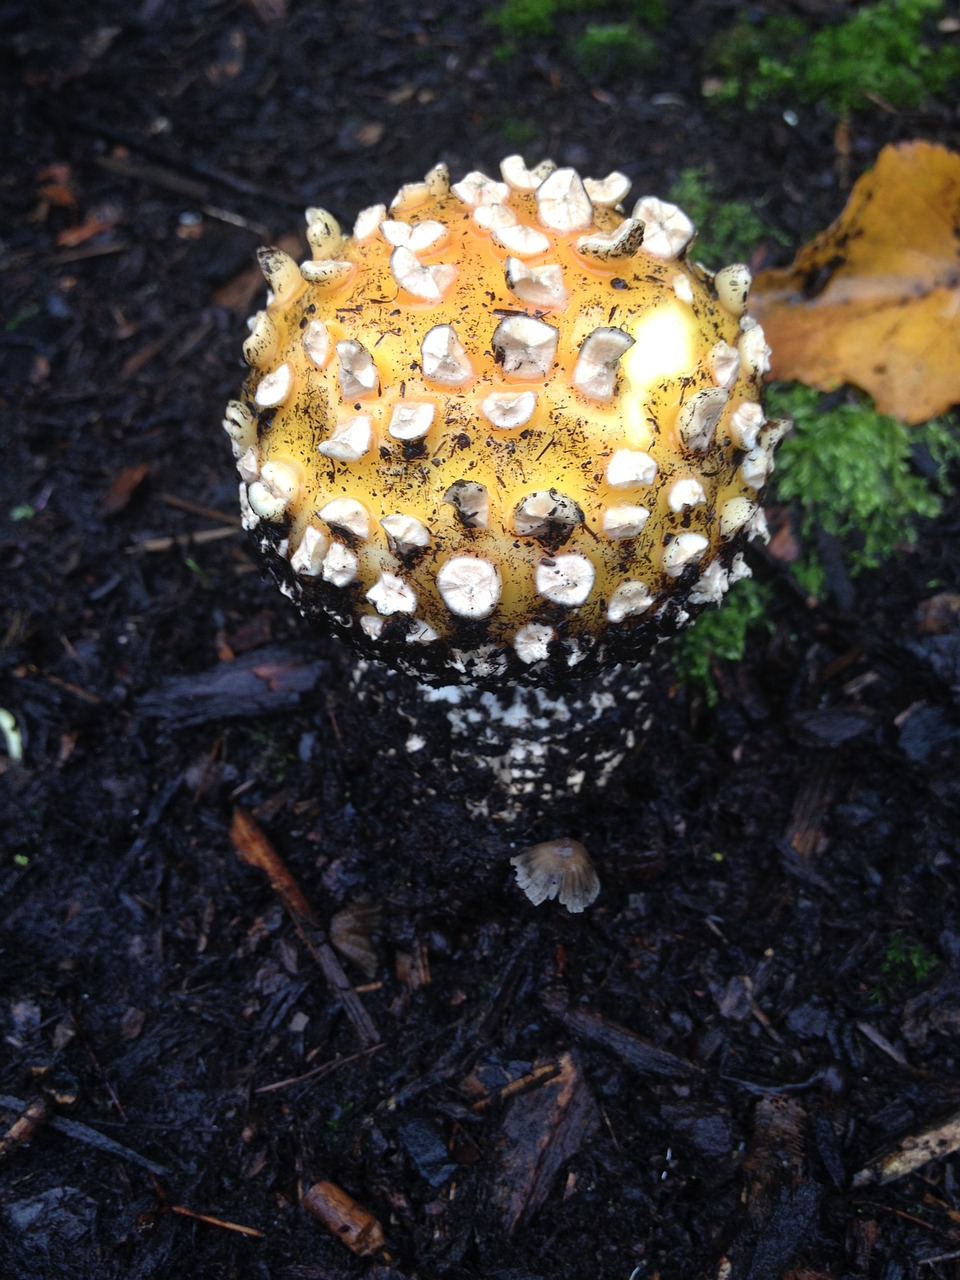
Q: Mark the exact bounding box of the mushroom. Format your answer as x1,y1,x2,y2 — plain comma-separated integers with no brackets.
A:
510,839,600,914
225,157,784,907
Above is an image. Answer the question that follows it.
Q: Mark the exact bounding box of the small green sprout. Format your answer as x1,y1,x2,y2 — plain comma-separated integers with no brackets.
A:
5,304,41,333
880,933,939,989
184,556,213,586
500,117,539,148
239,724,298,783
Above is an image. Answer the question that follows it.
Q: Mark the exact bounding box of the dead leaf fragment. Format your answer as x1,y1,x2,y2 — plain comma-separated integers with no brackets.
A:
395,942,430,990
488,1051,599,1236
247,0,287,22
330,901,381,977
230,808,319,927
37,162,77,207
120,1007,145,1040
102,463,149,515
752,141,960,423
56,216,118,249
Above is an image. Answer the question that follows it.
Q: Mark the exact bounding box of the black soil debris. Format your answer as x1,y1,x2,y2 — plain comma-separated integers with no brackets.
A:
2,2,960,1278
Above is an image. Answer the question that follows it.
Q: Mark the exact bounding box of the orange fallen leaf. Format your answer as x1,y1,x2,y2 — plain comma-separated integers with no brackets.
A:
751,141,960,424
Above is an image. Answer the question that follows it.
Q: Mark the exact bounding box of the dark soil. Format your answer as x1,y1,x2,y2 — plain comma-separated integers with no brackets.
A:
2,2,960,1278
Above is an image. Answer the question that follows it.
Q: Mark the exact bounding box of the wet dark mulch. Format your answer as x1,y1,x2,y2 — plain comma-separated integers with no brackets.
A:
2,2,960,1277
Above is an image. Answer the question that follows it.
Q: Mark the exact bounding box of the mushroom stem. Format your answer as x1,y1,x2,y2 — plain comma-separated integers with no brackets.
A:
346,657,651,825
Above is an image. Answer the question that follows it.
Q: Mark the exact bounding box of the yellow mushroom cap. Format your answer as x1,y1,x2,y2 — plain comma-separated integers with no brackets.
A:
227,158,780,684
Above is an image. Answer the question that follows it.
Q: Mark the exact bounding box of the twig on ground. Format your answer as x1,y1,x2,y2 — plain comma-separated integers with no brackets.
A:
231,809,381,1049
0,1093,171,1176
159,493,243,526
126,526,242,554
256,1045,383,1095
542,988,698,1079
168,1203,264,1239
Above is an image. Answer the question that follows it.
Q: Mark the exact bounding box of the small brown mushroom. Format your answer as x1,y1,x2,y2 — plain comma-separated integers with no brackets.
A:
510,839,600,913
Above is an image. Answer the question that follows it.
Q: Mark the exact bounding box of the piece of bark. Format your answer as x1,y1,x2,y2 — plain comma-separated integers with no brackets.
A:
784,755,836,859
855,1020,911,1069
738,1183,823,1280
302,1180,385,1256
723,1097,822,1280
397,1118,456,1188
902,971,960,1047
542,988,696,1079
137,644,328,727
853,1106,960,1186
742,1095,808,1226
488,1052,599,1236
